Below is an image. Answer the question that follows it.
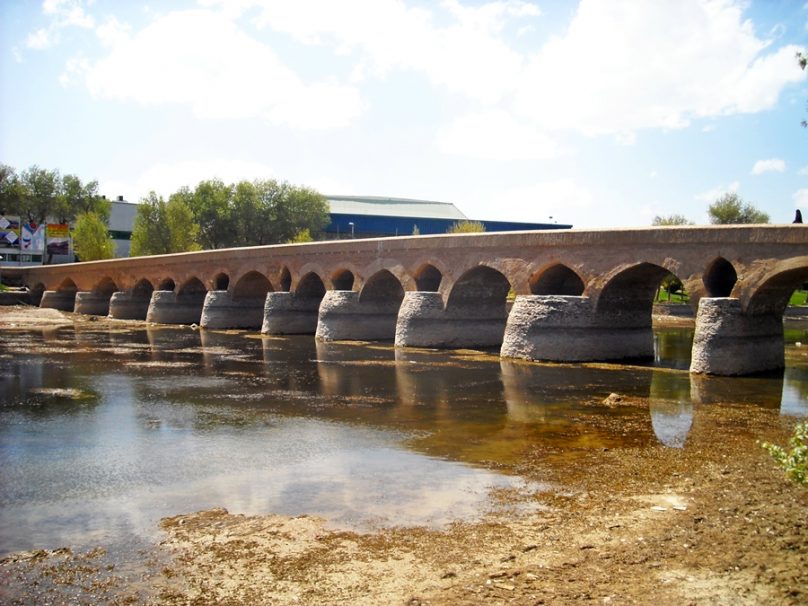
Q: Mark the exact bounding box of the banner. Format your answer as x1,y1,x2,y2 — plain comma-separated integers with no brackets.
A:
0,216,21,248
47,223,70,255
21,222,46,252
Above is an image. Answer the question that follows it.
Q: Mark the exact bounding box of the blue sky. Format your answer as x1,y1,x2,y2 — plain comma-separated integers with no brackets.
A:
1,0,806,228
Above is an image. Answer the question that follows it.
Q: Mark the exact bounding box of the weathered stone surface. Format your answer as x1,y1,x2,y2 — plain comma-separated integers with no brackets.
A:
395,291,507,349
262,292,321,335
74,291,112,316
109,291,151,320
501,295,653,362
316,290,400,341
200,291,265,330
40,290,76,312
146,291,205,325
690,297,784,375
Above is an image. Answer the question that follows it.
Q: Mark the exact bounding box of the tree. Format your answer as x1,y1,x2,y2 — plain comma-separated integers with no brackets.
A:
186,180,233,249
652,214,693,226
18,165,59,224
707,193,769,224
72,212,114,261
447,220,486,233
130,192,202,256
56,174,110,224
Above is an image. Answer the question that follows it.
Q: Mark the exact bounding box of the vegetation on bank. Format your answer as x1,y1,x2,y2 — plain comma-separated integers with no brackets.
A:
762,422,808,486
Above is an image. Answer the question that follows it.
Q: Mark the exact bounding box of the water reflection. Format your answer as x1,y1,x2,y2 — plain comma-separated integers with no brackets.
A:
0,324,806,558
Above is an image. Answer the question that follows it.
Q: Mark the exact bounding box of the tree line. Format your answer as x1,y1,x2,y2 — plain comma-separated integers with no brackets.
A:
0,164,330,261
130,179,329,256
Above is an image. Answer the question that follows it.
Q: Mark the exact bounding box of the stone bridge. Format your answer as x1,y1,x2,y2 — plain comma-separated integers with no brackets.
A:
16,225,808,375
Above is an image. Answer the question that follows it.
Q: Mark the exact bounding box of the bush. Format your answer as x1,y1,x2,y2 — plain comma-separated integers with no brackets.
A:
761,422,808,486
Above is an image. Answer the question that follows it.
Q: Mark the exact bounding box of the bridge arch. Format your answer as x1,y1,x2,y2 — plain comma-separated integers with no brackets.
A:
279,267,292,292
703,257,737,298
92,277,118,296
133,278,154,296
529,263,584,295
331,269,355,291
359,270,405,304
158,278,176,291
295,272,326,298
744,257,808,316
58,277,78,293
594,262,677,312
213,272,230,291
232,271,273,300
446,265,511,311
178,277,206,297
414,263,443,292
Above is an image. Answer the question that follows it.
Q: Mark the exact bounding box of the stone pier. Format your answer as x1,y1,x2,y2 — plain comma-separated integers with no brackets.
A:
315,291,400,341
109,290,152,320
500,295,654,362
689,298,784,375
394,291,508,349
74,291,113,316
200,291,265,329
262,292,322,335
39,290,76,312
146,290,206,325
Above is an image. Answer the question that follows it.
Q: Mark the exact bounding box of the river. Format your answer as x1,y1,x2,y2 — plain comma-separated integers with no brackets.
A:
1,322,806,559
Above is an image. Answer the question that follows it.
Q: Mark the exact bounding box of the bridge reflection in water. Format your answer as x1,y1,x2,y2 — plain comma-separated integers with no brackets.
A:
0,324,805,558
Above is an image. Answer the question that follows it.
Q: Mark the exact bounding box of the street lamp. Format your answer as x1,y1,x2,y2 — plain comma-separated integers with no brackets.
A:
348,222,355,239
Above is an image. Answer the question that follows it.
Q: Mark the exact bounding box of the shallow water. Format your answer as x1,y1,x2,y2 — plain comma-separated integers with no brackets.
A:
0,323,806,557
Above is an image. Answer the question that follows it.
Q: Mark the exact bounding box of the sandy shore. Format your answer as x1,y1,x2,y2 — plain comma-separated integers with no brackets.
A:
1,306,806,605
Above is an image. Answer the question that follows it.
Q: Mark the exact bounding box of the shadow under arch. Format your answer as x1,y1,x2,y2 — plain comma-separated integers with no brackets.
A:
279,267,292,292
296,272,326,299
359,269,405,305
213,273,230,291
703,257,737,298
232,271,273,300
93,277,118,295
446,265,511,311
414,263,443,292
158,278,176,292
529,263,584,295
331,269,355,291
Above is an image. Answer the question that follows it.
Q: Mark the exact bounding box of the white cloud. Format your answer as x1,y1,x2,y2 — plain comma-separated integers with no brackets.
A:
43,0,95,28
794,188,808,208
751,158,786,175
512,1,806,136
798,165,808,176
436,110,559,160
95,16,130,48
695,181,740,203
83,10,364,129
26,28,54,50
221,0,539,105
100,159,277,202
493,179,593,222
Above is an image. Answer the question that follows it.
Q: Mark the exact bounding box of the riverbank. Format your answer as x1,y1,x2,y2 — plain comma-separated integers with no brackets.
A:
1,306,806,605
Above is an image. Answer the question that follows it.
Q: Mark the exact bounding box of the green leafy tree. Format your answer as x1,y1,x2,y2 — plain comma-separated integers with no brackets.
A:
447,220,486,233
187,180,234,249
0,165,24,214
56,174,110,224
652,214,694,226
72,211,115,261
18,165,60,224
707,192,769,224
288,228,313,243
130,192,202,256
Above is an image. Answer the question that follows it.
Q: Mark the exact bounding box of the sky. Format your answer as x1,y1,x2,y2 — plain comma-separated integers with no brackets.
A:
1,0,806,228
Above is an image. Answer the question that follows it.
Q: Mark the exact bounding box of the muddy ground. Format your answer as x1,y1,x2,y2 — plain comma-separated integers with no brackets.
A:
0,306,806,605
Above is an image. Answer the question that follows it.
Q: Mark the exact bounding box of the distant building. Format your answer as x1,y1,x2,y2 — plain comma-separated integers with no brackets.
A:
325,195,569,238
2,195,570,265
